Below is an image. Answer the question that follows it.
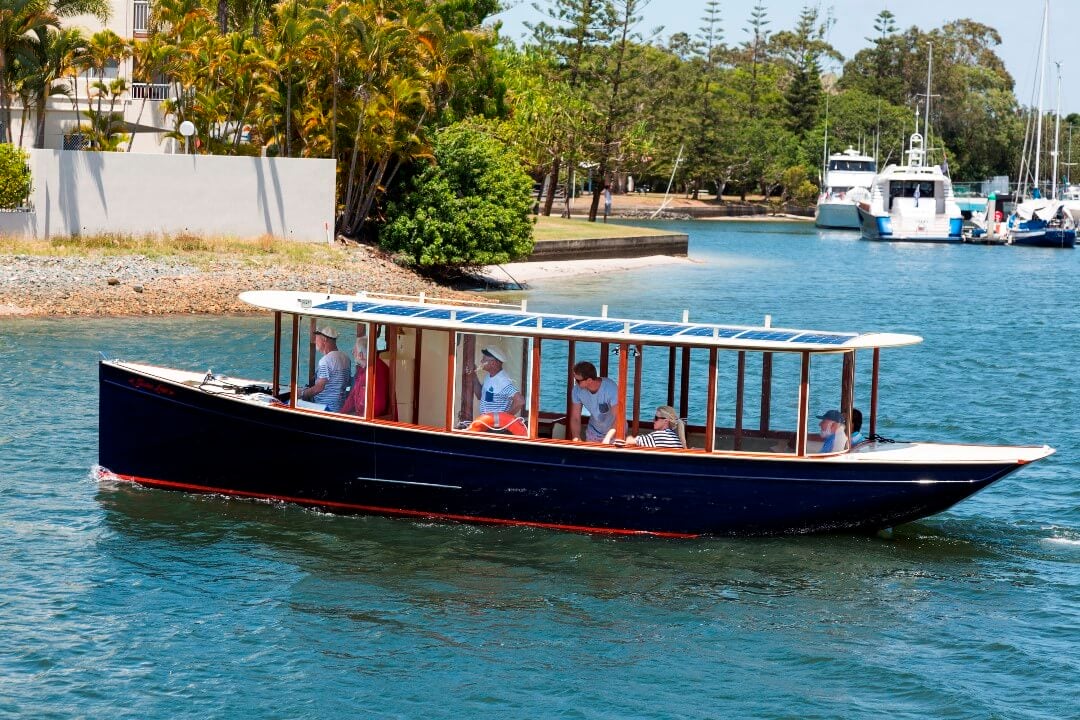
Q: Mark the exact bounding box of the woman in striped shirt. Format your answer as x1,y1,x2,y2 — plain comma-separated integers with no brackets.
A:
627,405,686,448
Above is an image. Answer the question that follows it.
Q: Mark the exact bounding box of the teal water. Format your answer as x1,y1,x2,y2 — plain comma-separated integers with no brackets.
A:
2,221,1077,718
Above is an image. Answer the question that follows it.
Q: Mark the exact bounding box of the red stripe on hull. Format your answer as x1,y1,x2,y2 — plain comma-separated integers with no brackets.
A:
96,469,699,539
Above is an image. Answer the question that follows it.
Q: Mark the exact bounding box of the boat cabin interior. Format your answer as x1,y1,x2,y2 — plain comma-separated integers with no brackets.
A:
264,293,893,458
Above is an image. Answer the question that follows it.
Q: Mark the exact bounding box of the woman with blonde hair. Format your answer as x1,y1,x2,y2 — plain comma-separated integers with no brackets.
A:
627,405,686,448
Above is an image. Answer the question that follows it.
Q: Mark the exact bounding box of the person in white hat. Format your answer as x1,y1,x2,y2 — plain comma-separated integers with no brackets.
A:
299,326,350,412
467,345,524,416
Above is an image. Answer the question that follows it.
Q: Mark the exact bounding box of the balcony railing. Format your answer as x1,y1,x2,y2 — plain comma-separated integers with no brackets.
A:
133,0,149,34
131,83,170,101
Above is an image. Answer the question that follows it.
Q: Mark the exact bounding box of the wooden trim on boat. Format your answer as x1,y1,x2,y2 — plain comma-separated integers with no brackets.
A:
364,325,377,421
411,329,423,425
797,351,810,456
632,344,643,435
272,311,281,397
871,348,880,437
616,342,629,441
445,331,456,431
705,348,718,453
735,350,746,450
679,346,690,419
528,338,541,439
667,347,676,407
760,352,773,433
566,340,576,435
307,317,316,386
289,314,299,408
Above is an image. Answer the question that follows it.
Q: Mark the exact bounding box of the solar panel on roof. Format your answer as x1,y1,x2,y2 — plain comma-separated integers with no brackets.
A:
572,319,627,333
415,308,480,320
313,300,350,311
539,316,579,329
629,323,685,336
736,329,801,342
790,332,856,345
313,300,380,313
466,312,531,326
679,326,743,338
366,304,427,317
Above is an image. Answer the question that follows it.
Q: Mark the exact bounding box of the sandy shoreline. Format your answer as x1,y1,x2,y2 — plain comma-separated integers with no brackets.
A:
0,246,698,317
478,255,696,287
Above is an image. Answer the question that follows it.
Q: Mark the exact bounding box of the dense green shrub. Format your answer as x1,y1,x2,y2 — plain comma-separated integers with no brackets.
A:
0,145,32,209
381,124,534,269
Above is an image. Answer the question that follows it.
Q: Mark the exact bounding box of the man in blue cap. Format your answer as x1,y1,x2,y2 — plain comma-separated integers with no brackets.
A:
817,409,849,453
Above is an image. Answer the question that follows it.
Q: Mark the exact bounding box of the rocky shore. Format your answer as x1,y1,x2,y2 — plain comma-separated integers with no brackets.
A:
0,244,474,317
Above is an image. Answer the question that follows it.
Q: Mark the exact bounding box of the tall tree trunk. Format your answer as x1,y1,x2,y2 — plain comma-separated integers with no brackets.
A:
542,154,559,216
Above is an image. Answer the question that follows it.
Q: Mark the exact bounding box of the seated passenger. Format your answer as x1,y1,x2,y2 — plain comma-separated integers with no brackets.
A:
849,408,867,448
299,327,350,412
816,409,849,453
341,335,390,417
467,346,525,416
570,361,623,442
626,406,686,448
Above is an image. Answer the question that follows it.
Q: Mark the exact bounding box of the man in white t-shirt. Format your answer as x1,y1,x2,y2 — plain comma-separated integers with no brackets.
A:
468,346,525,416
569,360,623,442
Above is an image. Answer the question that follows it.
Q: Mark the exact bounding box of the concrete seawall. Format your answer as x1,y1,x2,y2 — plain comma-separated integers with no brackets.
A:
529,233,688,261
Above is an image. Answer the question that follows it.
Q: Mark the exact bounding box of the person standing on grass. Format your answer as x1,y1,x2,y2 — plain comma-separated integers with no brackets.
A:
603,184,612,222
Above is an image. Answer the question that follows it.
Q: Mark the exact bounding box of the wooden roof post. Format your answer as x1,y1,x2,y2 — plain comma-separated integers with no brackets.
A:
796,351,810,456
632,344,643,436
870,348,880,437
528,338,541,439
705,348,718,452
289,314,299,408
272,311,281,397
616,341,630,441
445,331,457,431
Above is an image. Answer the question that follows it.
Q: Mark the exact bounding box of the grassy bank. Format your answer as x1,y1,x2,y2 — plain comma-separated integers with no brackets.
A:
532,215,671,241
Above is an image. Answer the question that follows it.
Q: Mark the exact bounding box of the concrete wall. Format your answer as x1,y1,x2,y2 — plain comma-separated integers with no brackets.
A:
16,149,336,243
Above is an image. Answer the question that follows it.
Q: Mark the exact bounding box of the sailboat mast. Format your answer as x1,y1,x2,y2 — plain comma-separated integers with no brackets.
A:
924,42,932,157
1034,0,1048,195
1053,61,1062,199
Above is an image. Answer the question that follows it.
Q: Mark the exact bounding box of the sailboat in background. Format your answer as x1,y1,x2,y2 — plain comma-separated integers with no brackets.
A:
1005,0,1076,248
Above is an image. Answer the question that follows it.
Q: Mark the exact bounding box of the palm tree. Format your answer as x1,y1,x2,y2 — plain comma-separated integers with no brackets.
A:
80,29,130,130
25,26,85,148
0,0,58,142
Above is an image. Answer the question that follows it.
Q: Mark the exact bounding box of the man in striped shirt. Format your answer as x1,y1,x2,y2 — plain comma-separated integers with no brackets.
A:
468,346,525,416
299,326,351,412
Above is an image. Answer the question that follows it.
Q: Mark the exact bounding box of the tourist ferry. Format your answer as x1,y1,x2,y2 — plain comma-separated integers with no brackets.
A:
97,290,1053,537
856,132,964,243
814,148,876,230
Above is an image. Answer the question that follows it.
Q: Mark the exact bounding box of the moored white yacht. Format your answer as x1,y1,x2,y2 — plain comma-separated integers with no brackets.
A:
856,132,964,243
814,148,876,229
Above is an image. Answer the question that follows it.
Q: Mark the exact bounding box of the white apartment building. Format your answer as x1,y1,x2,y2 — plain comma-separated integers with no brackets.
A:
13,0,174,153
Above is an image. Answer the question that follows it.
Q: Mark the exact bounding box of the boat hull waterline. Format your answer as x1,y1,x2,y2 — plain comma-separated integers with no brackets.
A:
99,362,1043,537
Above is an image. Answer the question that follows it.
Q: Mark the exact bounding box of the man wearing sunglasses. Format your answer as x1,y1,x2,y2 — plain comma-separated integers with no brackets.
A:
569,361,623,442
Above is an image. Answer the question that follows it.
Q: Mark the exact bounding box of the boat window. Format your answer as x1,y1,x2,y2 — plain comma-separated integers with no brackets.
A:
452,333,531,435
890,180,936,199
807,351,855,455
829,160,875,172
712,351,801,454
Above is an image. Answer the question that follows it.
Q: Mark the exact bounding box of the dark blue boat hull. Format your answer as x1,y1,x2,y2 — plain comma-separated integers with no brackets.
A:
98,362,1020,536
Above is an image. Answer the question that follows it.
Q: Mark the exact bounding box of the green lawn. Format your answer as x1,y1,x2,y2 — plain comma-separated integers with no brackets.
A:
532,215,670,241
